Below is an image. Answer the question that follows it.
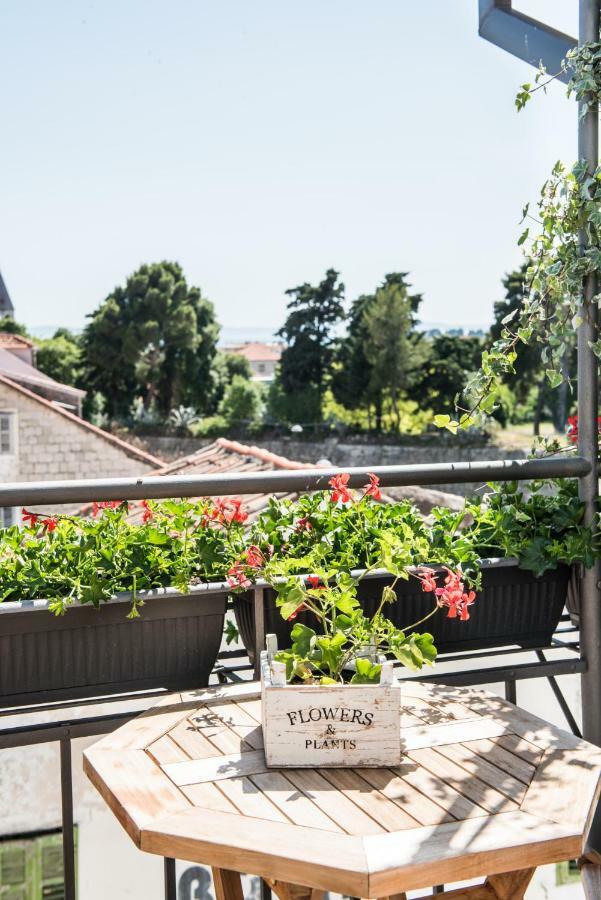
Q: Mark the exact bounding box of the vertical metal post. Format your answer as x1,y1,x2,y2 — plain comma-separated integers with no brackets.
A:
578,0,601,748
504,680,517,705
60,738,76,900
253,586,266,680
164,857,177,900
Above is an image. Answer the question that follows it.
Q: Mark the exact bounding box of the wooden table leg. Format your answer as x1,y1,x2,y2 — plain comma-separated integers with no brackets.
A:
485,867,535,899
580,861,601,899
212,868,244,900
265,877,324,900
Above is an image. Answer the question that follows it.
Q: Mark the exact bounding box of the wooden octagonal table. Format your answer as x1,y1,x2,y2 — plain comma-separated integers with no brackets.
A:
84,680,601,899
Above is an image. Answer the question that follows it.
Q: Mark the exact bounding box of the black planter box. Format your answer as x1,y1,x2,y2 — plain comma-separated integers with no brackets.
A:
233,560,570,663
0,586,228,707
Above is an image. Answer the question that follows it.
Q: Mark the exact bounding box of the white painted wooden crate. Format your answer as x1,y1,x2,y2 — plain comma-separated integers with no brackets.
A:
260,634,401,767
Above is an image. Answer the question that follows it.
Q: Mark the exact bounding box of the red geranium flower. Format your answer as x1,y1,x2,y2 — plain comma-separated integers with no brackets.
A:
417,566,438,593
434,569,476,621
92,500,123,517
287,603,308,621
41,517,59,533
329,473,353,504
140,500,153,524
306,575,325,591
22,509,40,528
214,497,248,525
566,414,601,445
363,472,382,501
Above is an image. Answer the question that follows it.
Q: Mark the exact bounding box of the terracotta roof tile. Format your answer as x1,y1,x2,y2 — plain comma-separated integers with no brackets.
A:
0,332,34,349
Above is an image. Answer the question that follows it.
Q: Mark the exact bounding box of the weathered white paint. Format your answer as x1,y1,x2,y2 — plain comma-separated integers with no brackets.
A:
260,643,401,767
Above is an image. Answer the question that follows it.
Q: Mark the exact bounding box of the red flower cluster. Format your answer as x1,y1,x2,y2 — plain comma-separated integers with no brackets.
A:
227,562,252,590
417,567,476,621
329,473,353,504
207,497,248,526
91,500,124,517
363,472,382,501
21,509,58,532
566,414,601,445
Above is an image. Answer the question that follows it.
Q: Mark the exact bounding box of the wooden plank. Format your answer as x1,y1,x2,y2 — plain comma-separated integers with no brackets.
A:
213,867,244,900
249,771,343,832
461,739,536,785
521,748,601,834
492,733,544,768
180,782,239,813
402,693,476,725
140,807,370,897
147,735,190,765
363,810,580,896
407,748,519,814
90,694,195,751
162,749,268,786
398,762,487,821
265,878,324,900
434,744,528,803
83,748,191,845
233,697,263,724
180,682,261,705
185,706,249,756
358,768,455,826
318,768,418,831
282,769,385,835
581,862,601,900
402,718,508,752
486,867,535,899
200,700,264,750
217,776,290,823
169,717,223,760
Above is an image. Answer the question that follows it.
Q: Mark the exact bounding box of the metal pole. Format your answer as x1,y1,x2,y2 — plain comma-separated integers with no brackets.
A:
164,857,177,900
578,0,601,748
60,738,76,900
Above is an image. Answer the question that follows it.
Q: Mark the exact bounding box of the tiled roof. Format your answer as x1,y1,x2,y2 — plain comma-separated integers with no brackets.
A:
123,437,311,523
227,342,283,362
0,347,86,399
0,332,34,349
0,273,14,315
0,375,165,467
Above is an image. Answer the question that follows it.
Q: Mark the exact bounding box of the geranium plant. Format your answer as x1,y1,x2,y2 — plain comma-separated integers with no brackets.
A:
228,473,477,684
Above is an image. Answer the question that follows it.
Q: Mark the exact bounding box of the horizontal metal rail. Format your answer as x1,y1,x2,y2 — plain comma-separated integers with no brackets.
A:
0,456,590,506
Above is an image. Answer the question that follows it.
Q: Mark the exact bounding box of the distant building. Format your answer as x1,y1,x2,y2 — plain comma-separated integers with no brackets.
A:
0,270,14,316
0,333,86,415
0,374,163,526
227,341,283,382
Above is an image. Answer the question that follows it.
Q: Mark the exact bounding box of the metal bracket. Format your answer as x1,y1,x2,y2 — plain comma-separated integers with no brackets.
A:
479,0,576,82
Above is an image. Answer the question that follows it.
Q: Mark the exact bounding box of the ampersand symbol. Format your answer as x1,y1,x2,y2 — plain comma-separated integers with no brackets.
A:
326,725,336,735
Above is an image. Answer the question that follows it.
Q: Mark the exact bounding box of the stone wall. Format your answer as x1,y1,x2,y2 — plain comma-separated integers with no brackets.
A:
139,434,526,496
0,381,160,510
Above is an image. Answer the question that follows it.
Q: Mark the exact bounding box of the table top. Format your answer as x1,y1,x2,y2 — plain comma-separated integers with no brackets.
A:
84,680,601,897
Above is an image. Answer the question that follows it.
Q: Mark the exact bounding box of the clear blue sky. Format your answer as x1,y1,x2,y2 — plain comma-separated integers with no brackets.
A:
0,1,578,332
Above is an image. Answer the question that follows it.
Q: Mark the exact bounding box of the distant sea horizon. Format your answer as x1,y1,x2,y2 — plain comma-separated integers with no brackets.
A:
27,320,490,343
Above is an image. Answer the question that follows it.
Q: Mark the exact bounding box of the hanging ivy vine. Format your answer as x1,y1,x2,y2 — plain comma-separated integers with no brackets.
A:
436,41,601,434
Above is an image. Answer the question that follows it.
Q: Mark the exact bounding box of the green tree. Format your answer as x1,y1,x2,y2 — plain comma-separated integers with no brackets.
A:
363,280,427,430
0,316,29,336
210,351,253,411
35,329,82,386
277,269,345,422
218,374,264,426
82,261,219,419
412,334,484,413
333,273,423,430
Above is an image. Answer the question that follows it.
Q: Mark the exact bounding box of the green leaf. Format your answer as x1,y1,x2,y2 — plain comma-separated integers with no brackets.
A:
350,658,382,684
545,369,564,389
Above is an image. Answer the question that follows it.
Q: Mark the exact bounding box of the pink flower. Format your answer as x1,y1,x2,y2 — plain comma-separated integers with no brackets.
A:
227,562,252,590
434,569,477,621
245,545,264,569
92,500,123,517
140,500,153,524
329,473,353,504
296,517,313,532
213,497,248,525
363,472,382,501
417,566,438,593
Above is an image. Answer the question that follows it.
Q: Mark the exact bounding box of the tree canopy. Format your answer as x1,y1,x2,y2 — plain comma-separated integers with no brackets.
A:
82,261,219,418
276,268,345,422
